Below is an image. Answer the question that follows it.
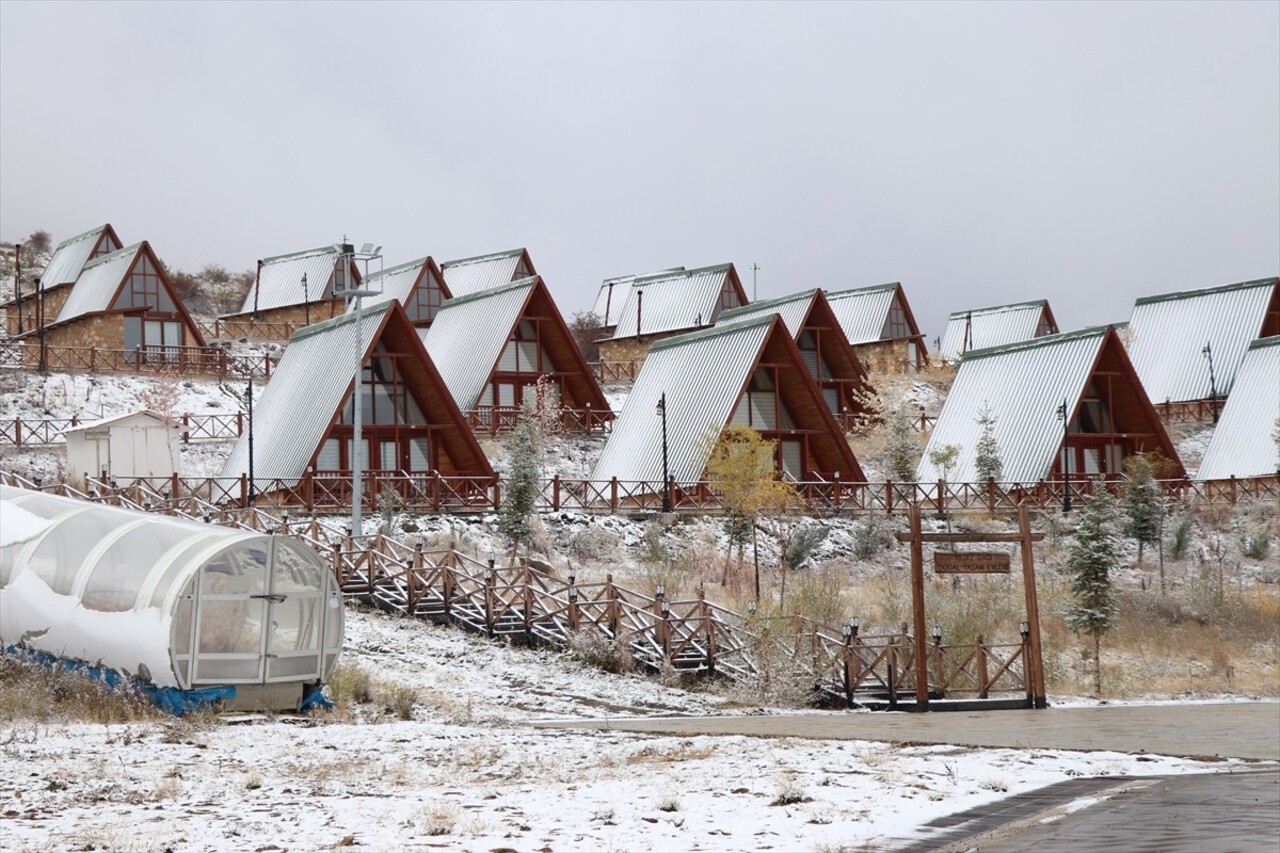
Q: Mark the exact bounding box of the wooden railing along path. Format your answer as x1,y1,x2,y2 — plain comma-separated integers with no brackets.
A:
0,339,279,379
1,413,245,446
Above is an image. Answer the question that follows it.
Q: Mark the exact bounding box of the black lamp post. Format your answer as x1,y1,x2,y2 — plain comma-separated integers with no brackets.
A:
1058,398,1071,514
302,272,310,326
35,276,46,373
13,242,22,335
246,376,256,506
656,392,670,512
1202,341,1219,424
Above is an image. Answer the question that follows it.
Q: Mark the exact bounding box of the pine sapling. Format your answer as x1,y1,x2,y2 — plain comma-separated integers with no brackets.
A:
1064,491,1122,695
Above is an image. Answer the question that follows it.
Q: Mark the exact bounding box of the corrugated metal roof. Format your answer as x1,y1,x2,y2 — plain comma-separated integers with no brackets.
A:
439,249,526,297
917,327,1107,484
608,264,735,340
937,300,1051,360
718,289,818,338
1126,278,1277,404
349,257,429,313
55,243,143,324
220,302,391,483
590,267,686,325
40,225,114,288
1196,336,1280,481
824,283,899,344
592,317,772,484
236,246,344,314
420,278,534,411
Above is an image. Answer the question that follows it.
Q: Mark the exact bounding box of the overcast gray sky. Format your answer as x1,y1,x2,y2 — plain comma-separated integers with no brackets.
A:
2,1,1276,341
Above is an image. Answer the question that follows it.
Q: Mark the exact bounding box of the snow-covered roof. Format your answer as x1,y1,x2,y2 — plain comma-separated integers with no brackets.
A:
236,246,348,314
590,268,685,326
421,278,536,411
62,409,174,434
1196,336,1280,481
608,264,742,341
54,242,144,324
937,300,1056,361
220,302,392,483
349,256,434,313
918,327,1109,484
717,289,820,338
439,248,532,297
1125,278,1278,404
39,224,120,288
593,316,775,484
824,282,905,344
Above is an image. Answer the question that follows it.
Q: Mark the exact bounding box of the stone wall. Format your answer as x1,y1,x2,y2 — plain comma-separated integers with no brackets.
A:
1,284,73,335
854,339,919,374
22,314,126,367
217,299,344,340
597,330,692,371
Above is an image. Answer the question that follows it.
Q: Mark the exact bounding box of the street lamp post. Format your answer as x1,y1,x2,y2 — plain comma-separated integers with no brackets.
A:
302,272,310,326
656,392,670,512
35,276,46,373
1202,341,1219,424
1058,398,1071,514
245,376,255,506
335,284,378,537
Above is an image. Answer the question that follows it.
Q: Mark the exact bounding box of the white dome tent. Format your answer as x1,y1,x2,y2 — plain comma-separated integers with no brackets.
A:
0,485,343,712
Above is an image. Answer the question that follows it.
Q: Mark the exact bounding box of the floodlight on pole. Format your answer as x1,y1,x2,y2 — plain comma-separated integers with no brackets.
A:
335,285,378,537
1202,341,1219,424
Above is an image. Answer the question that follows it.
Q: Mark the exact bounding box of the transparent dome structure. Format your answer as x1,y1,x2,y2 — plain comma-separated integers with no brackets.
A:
0,485,343,711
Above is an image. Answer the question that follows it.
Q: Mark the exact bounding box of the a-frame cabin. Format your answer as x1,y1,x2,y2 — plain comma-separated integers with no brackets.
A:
937,299,1059,362
3,223,123,335
826,282,928,372
421,276,612,430
218,245,363,339
593,315,864,489
718,288,873,426
918,326,1185,485
34,240,205,360
219,301,493,488
353,256,451,328
439,248,536,298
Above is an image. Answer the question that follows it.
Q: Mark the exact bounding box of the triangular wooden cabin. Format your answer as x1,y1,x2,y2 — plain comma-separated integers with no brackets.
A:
3,223,123,335
937,299,1059,362
30,240,205,363
352,256,451,328
439,248,536,298
718,288,873,426
825,282,928,372
220,301,493,494
422,276,612,431
593,315,864,492
589,266,687,336
597,263,749,368
918,326,1185,485
218,245,363,340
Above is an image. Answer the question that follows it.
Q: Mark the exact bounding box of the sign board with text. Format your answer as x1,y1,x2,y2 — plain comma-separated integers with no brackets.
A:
934,551,1011,574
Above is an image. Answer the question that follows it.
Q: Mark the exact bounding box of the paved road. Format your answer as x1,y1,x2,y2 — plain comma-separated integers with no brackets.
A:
535,701,1280,760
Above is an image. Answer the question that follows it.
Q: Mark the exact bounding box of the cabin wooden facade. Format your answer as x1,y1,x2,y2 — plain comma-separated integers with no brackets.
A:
826,282,928,373
217,246,362,339
2,224,123,336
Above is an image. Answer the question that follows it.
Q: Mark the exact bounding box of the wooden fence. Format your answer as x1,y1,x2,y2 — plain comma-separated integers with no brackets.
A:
463,406,614,435
0,413,245,446
0,338,279,379
0,470,1037,706
195,317,305,342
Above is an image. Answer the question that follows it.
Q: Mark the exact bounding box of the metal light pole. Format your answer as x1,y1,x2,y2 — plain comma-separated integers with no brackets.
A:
13,243,22,335
302,272,310,326
1202,342,1219,424
1058,398,1071,514
656,392,670,512
35,276,46,373
335,283,377,537
246,376,256,506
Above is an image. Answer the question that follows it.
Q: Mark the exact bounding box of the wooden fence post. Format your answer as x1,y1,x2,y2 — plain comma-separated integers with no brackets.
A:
701,589,716,676
484,562,496,638
552,475,561,511
610,477,619,513
977,635,990,699
13,417,21,448
605,573,620,638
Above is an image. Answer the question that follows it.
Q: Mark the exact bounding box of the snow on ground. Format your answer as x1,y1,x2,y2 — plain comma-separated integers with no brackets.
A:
1,608,1257,853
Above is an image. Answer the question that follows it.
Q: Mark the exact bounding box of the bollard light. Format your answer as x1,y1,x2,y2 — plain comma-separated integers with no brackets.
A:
1019,621,1030,639
931,625,942,644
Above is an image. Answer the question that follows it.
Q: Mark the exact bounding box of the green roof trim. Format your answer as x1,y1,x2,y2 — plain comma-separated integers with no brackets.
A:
824,282,901,299
260,245,341,265
648,314,776,353
1134,277,1277,307
435,275,536,309
52,224,109,251
441,248,525,268
1248,335,1280,351
365,256,431,280
945,299,1048,320
957,324,1110,363
290,299,392,343
632,262,732,285
719,289,819,322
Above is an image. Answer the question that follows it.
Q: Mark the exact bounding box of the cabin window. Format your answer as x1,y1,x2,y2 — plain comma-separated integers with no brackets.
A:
882,294,911,339
719,278,741,312
406,269,444,323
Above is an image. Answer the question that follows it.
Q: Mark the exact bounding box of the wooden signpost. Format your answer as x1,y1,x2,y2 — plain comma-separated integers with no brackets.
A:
897,504,1047,710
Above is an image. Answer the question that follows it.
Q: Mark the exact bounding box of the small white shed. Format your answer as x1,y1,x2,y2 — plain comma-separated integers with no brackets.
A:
63,410,180,490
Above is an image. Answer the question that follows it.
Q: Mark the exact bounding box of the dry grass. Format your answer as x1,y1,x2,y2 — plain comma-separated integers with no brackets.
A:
0,653,165,724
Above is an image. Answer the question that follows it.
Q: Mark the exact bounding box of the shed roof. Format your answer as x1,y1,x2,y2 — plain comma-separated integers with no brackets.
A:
62,410,174,434
825,282,922,345
1125,277,1278,403
918,326,1180,484
937,299,1057,360
235,246,353,315
591,315,861,484
608,263,746,341
1196,336,1280,481
39,224,122,288
439,248,534,297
